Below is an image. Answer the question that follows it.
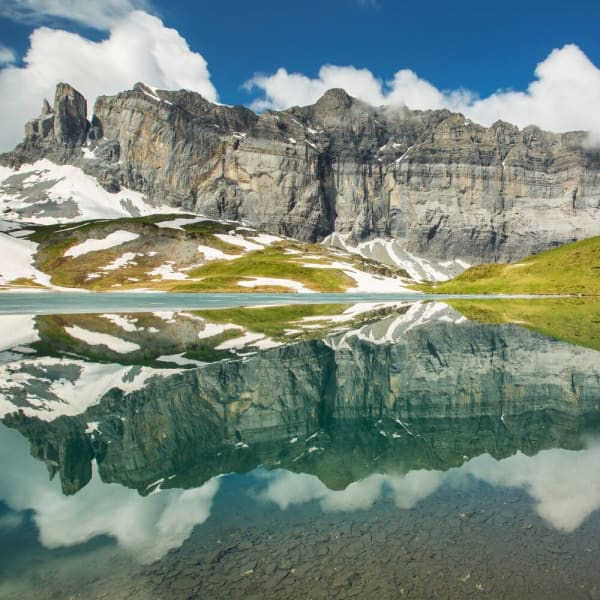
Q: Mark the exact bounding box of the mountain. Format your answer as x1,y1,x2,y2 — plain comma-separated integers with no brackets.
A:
2,82,600,269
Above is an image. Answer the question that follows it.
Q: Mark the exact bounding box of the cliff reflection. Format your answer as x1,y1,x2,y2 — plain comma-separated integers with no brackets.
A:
2,303,599,496
0,302,599,560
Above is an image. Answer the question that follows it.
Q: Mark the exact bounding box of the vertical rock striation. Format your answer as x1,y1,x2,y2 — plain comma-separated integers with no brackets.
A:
2,83,600,263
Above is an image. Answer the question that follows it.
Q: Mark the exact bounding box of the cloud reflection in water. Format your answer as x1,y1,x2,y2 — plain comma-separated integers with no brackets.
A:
0,425,220,562
257,440,600,532
2,422,600,563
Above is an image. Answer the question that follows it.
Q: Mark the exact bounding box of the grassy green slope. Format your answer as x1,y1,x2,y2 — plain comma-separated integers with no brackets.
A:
425,236,600,295
174,246,353,293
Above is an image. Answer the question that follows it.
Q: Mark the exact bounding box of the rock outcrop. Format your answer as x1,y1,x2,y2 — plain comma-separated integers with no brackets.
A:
10,83,89,165
2,82,600,263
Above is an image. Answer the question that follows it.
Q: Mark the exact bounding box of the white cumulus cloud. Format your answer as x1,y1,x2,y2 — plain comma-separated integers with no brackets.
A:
0,0,150,30
246,44,600,144
256,440,600,533
246,65,386,111
0,10,218,152
0,46,17,66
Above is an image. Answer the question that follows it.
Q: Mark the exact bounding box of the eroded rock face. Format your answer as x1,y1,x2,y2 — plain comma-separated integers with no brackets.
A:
3,83,600,262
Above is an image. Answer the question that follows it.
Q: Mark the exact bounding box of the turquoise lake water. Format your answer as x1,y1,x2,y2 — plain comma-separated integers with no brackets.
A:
0,291,543,314
0,297,598,598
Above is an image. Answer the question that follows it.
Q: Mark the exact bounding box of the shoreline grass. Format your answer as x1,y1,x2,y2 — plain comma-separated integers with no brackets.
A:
426,236,600,296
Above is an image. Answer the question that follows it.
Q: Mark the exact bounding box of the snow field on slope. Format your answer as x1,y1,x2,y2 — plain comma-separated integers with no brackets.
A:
64,325,141,353
65,230,140,258
0,160,184,223
0,232,51,285
324,233,470,282
0,358,179,421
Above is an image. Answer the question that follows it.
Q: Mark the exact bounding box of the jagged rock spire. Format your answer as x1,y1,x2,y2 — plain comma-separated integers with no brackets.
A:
53,82,88,147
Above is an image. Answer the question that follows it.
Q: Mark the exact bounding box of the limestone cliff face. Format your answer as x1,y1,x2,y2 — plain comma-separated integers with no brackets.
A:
5,316,600,494
3,83,600,262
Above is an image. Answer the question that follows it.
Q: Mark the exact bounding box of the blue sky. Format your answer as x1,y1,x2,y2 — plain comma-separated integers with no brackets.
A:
0,0,599,150
2,0,600,102
162,0,600,102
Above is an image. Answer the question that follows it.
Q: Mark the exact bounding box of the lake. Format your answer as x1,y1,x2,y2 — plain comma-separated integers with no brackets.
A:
0,294,599,599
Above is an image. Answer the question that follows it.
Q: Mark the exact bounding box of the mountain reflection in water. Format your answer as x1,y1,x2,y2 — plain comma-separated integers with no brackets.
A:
0,300,599,570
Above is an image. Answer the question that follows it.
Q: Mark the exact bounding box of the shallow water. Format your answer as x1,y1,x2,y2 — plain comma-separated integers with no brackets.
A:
0,299,599,599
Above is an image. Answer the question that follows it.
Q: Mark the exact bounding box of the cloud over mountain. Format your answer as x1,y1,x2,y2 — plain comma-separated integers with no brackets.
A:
1,0,599,153
246,44,600,145
0,8,217,151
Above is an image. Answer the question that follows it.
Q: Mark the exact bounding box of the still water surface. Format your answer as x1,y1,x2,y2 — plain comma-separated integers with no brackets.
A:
0,297,599,599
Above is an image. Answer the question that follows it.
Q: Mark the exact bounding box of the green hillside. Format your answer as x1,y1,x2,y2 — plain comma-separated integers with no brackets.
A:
425,236,600,295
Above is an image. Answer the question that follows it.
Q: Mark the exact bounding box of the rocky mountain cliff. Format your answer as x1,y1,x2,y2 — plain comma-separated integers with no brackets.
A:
2,82,600,263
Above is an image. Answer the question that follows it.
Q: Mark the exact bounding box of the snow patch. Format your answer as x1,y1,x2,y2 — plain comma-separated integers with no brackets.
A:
197,244,239,261
0,159,177,224
156,216,208,230
101,314,139,333
302,301,409,326
148,262,188,280
323,233,469,282
328,302,465,349
197,322,240,340
0,314,39,352
100,252,142,271
0,232,51,286
9,229,35,238
237,277,316,293
395,145,414,163
64,325,141,353
215,332,267,350
153,311,176,323
156,353,207,367
249,233,282,245
214,233,264,252
0,358,177,421
65,230,139,258
253,338,283,350
303,259,414,293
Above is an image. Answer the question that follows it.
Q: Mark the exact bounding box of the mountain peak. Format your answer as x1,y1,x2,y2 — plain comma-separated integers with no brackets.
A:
53,83,88,147
314,88,354,111
55,82,85,104
40,98,53,117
